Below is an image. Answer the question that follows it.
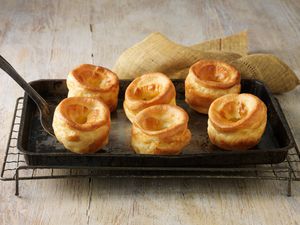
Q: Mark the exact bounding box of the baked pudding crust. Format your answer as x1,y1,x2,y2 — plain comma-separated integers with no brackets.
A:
124,73,176,122
208,93,267,150
191,60,240,89
67,64,119,111
131,104,191,155
185,60,241,114
53,97,111,154
70,64,119,92
58,97,110,131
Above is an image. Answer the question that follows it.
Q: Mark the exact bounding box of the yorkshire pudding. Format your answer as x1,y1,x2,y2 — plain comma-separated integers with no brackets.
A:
67,64,119,111
124,73,176,122
208,93,267,150
131,104,191,155
185,60,241,114
52,97,110,154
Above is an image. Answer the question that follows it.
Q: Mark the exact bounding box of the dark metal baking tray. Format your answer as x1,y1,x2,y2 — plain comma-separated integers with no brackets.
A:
17,79,294,167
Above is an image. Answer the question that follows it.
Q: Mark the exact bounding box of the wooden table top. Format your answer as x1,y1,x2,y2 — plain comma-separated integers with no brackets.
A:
0,0,299,224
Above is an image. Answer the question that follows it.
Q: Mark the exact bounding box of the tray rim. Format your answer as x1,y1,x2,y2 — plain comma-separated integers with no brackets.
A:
17,78,295,158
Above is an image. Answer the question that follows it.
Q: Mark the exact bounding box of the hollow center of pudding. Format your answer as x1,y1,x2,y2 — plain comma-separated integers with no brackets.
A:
219,101,248,122
66,104,91,124
134,83,161,101
195,64,232,83
140,114,173,131
76,68,112,89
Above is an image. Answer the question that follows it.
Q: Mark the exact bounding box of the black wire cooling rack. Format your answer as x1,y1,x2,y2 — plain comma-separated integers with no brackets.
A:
1,98,300,196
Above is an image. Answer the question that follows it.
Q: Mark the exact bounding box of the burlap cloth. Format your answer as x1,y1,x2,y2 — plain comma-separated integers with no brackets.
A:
113,32,299,93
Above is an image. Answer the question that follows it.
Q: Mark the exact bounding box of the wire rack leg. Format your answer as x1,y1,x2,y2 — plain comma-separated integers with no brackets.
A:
15,167,19,196
287,169,292,197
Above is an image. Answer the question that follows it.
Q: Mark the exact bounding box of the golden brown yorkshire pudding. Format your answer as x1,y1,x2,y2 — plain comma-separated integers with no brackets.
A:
208,93,267,150
185,60,241,114
124,73,176,122
131,104,191,155
52,97,110,154
67,64,119,112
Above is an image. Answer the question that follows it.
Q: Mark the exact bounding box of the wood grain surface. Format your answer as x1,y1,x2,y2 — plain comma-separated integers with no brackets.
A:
0,0,300,224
